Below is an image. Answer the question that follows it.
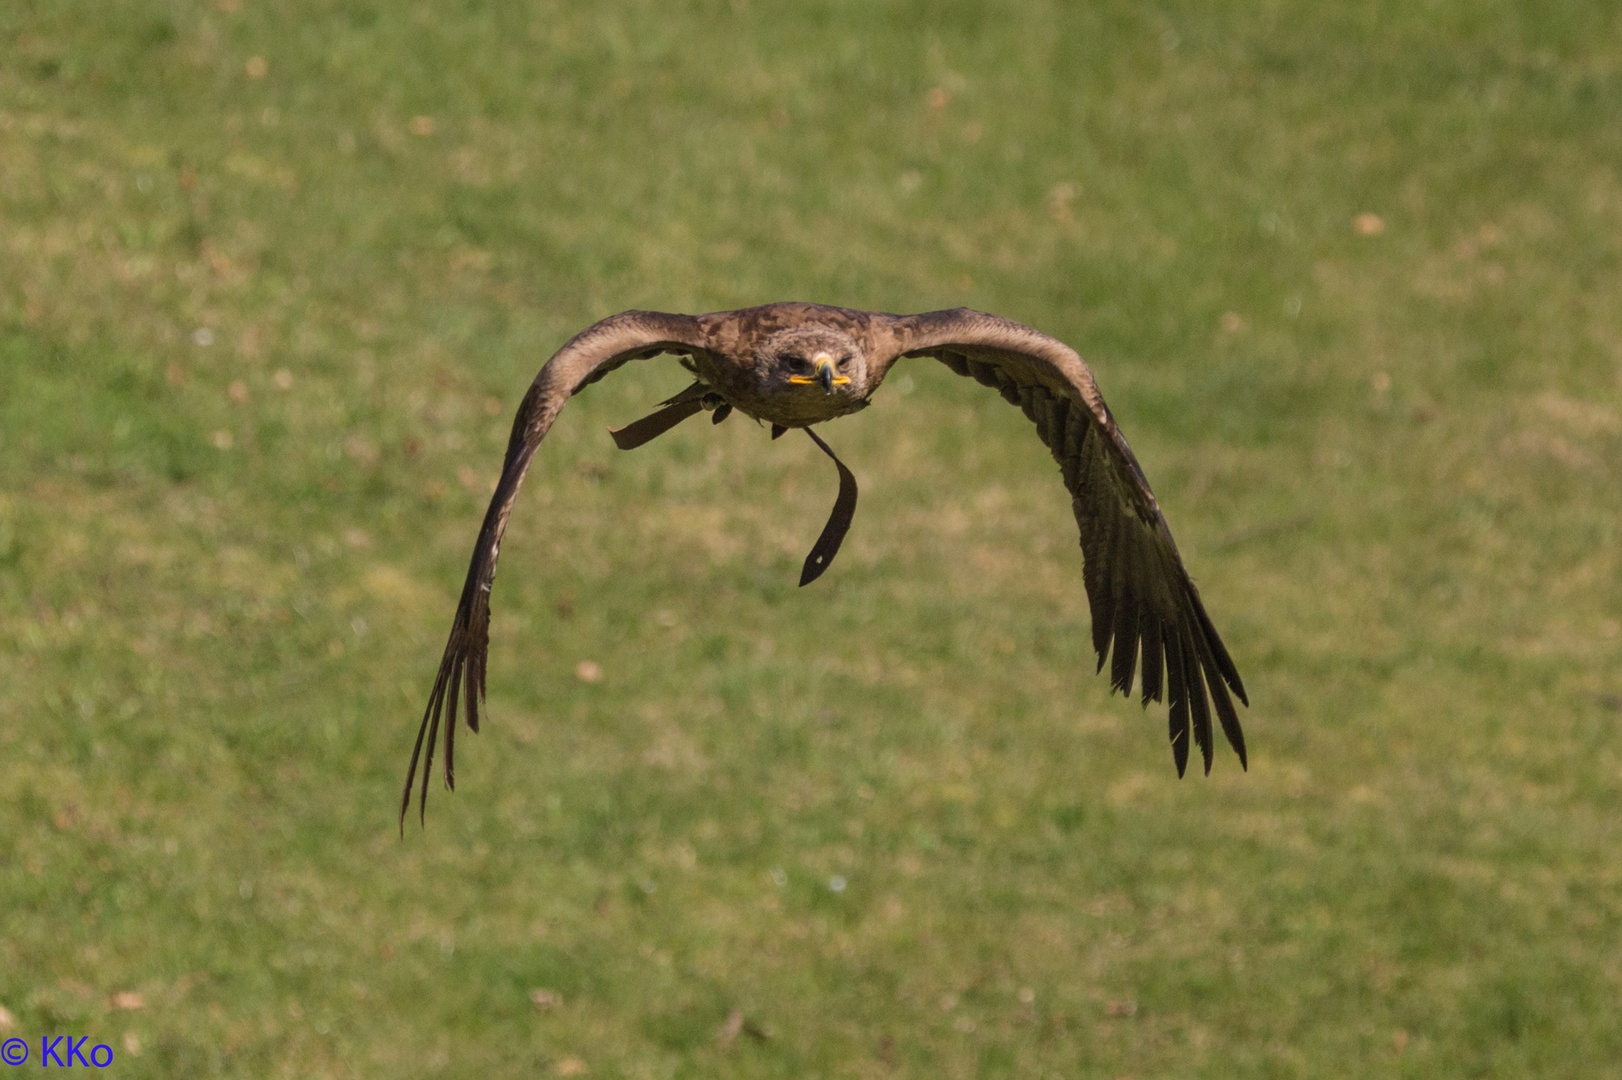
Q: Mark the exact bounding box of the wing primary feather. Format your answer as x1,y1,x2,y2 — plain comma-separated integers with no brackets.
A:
417,677,444,824
1164,625,1190,778
444,651,462,786
1181,615,1214,775
466,649,482,734
1078,507,1115,673
1139,609,1165,706
444,655,458,791
1190,589,1248,706
1110,570,1141,697
1103,501,1142,693
1198,625,1248,769
399,670,443,834
441,651,460,788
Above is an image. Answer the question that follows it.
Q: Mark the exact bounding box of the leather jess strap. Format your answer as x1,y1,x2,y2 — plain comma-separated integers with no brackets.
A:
608,397,705,450
608,399,858,585
798,427,857,586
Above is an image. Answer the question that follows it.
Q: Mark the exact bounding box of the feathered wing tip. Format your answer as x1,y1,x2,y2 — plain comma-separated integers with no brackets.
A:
400,440,521,832
1085,570,1248,777
399,568,492,831
1071,466,1247,776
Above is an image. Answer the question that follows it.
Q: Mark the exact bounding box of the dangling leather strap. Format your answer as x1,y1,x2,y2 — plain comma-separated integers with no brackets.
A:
610,400,858,586
799,427,858,586
609,386,708,450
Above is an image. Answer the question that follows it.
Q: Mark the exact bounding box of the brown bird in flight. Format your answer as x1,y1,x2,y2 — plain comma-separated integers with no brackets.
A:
402,303,1247,826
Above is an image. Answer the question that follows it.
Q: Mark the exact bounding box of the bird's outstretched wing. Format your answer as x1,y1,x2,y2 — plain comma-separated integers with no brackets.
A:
402,310,715,827
884,308,1248,776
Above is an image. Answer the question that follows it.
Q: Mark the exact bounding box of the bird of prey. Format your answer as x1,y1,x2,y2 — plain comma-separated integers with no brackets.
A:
402,303,1247,825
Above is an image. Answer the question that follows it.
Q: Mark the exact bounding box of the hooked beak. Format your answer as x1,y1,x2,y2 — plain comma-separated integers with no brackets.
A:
815,356,838,394
790,353,851,395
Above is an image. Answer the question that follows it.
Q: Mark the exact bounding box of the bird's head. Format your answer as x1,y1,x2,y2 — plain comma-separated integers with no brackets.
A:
762,327,868,399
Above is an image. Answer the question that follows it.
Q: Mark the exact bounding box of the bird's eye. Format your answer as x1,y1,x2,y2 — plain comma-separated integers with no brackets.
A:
788,356,808,373
837,356,851,369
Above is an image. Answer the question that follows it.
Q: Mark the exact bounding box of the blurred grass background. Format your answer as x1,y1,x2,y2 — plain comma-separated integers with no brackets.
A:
2,0,1621,1076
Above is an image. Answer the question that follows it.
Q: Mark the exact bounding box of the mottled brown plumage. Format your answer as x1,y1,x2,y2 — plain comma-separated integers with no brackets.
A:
402,303,1248,827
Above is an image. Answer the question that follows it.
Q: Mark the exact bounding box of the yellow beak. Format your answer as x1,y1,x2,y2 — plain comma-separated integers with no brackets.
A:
789,353,852,394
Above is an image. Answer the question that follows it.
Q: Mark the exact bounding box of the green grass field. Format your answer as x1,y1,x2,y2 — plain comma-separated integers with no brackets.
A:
3,1,1621,1075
